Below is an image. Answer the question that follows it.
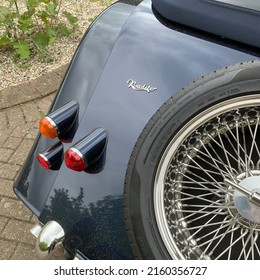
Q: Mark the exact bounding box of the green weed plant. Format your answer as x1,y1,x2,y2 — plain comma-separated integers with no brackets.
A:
0,0,79,60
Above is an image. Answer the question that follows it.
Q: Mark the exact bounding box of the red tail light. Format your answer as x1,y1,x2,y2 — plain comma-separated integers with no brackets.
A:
65,148,86,172
37,142,63,170
37,154,51,169
65,128,108,172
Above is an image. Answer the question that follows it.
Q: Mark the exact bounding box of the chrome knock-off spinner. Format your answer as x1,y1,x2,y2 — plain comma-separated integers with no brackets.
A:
225,176,260,224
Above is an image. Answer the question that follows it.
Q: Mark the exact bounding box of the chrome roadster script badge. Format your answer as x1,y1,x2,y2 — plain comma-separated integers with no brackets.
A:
127,79,157,93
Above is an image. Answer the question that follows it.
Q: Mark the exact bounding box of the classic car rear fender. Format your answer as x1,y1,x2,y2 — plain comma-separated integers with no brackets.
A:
14,1,138,260
14,0,259,260
14,2,136,215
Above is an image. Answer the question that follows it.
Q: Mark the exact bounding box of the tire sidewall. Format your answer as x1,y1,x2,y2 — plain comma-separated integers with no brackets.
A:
126,61,260,259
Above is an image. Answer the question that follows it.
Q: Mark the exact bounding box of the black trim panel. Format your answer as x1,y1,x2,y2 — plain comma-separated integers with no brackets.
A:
152,0,260,48
213,0,260,11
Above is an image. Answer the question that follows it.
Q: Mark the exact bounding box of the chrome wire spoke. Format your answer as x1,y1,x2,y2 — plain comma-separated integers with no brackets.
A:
206,133,247,174
187,207,232,239
177,199,231,224
198,216,238,252
216,129,234,176
224,123,248,172
181,156,228,193
184,220,231,231
253,233,260,256
177,170,231,196
241,224,259,260
175,209,229,216
182,185,229,195
227,222,236,260
196,217,234,243
193,145,237,178
177,191,223,203
214,226,249,260
235,120,243,172
185,208,226,224
237,227,256,260
184,159,230,178
155,101,260,260
246,118,260,166
180,204,220,208
248,228,258,260
242,126,250,176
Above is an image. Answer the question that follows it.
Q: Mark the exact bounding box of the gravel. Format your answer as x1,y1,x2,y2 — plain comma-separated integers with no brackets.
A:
0,0,115,91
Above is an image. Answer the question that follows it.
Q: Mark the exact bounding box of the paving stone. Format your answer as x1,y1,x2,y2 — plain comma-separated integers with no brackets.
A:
0,216,9,233
36,95,54,115
0,81,39,110
30,215,39,224
8,139,34,166
0,130,10,147
10,123,34,138
21,102,42,123
0,148,14,163
0,65,71,259
0,111,8,131
30,71,61,96
33,119,40,129
0,162,20,180
6,106,26,129
0,197,32,221
2,136,22,150
53,64,68,78
2,219,35,245
0,178,16,199
11,243,39,260
0,239,16,260
24,126,39,140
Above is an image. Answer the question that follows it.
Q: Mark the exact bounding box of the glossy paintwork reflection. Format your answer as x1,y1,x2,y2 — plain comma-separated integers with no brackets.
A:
40,188,132,259
14,3,135,215
14,0,259,259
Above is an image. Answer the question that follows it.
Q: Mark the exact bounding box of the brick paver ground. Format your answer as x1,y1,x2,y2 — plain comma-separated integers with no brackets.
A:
0,65,67,259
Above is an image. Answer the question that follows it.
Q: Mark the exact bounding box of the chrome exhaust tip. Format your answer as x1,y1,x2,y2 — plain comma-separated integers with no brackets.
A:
31,221,65,259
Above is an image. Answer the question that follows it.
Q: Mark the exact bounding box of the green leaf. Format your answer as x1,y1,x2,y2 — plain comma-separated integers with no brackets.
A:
25,0,40,8
46,27,57,45
41,0,52,4
36,10,50,25
0,6,12,22
0,6,12,17
63,11,78,24
58,23,72,36
21,9,35,19
63,11,79,30
18,17,33,34
0,1,80,62
13,40,30,59
0,13,5,22
0,36,11,47
46,3,56,17
32,31,49,50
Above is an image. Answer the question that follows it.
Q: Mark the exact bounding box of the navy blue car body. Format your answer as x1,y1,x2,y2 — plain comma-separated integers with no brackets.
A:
14,0,260,260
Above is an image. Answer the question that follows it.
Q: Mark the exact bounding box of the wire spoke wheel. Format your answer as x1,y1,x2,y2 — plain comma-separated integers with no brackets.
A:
125,61,260,260
154,97,260,260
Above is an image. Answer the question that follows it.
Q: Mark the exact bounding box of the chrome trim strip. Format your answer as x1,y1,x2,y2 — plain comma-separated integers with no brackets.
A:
70,147,88,166
45,116,60,135
38,153,51,168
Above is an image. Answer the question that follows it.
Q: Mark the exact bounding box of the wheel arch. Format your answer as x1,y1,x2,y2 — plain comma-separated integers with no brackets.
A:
124,60,260,260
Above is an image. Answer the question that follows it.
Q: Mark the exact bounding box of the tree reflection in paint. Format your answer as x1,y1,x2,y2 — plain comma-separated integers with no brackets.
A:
41,188,132,259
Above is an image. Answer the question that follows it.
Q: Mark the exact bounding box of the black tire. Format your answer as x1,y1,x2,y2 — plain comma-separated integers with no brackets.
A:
124,61,260,260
